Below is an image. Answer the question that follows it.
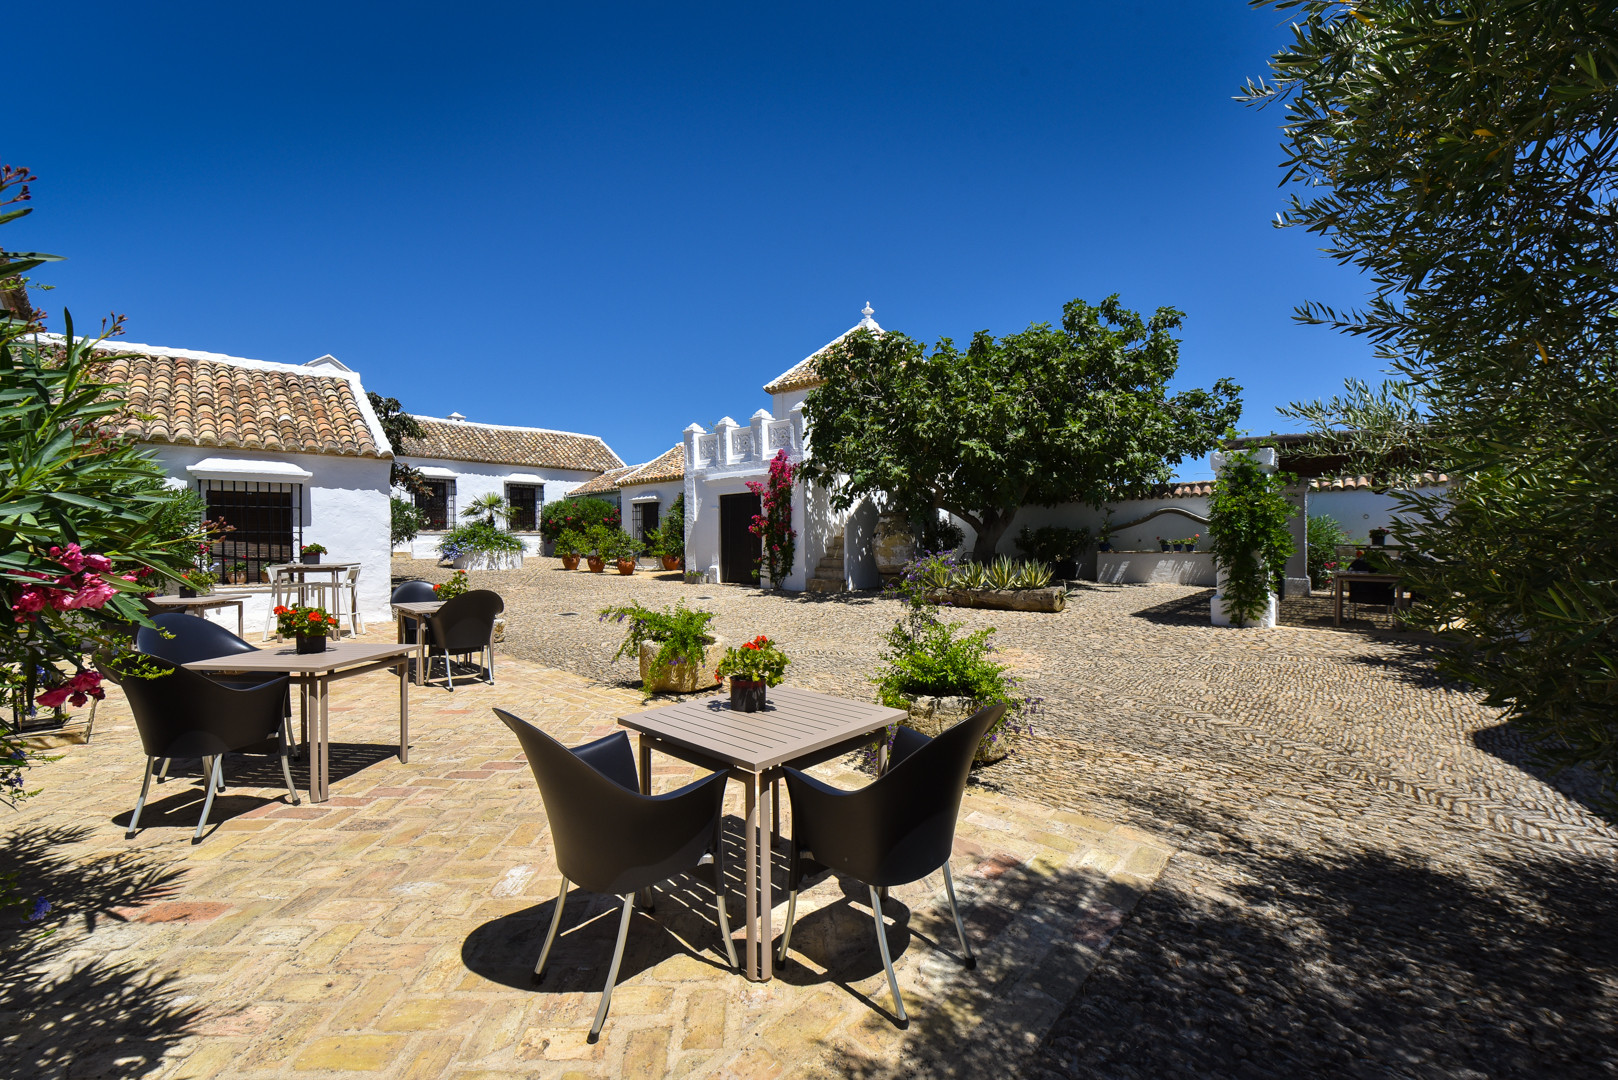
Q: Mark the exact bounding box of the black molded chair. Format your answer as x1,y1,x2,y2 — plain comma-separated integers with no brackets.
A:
1346,557,1397,613
121,664,299,843
776,704,1006,1024
390,579,438,645
425,590,504,690
494,708,737,1040
136,611,296,760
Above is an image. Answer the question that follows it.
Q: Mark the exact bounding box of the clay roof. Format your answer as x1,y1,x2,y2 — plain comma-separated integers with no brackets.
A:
618,445,684,488
1147,474,1451,499
762,305,883,395
396,416,623,473
94,343,387,457
568,466,635,497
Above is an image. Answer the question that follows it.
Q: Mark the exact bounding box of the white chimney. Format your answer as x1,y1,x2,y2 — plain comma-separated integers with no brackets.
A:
448,412,466,422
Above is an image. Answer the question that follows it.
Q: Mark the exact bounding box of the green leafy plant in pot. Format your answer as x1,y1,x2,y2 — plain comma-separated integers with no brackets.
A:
715,635,789,712
601,599,722,698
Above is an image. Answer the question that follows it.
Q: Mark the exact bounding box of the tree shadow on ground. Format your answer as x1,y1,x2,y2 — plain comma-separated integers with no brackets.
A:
0,826,200,1079
1129,589,1215,627
1473,721,1616,826
825,821,1618,1078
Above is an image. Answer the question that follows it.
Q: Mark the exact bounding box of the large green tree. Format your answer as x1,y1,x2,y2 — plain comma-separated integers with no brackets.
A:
1246,2,1618,800
801,296,1241,563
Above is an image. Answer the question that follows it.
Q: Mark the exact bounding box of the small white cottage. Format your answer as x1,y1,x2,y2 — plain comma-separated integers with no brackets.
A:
91,340,397,629
392,415,624,558
567,445,685,547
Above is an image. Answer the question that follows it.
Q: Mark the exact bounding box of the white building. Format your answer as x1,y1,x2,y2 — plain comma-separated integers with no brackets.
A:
392,415,623,559
684,305,888,592
94,341,396,630
567,445,685,548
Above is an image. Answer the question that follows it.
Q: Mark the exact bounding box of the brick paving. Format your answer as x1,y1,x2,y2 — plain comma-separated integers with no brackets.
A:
401,559,1618,1077
1,623,1170,1079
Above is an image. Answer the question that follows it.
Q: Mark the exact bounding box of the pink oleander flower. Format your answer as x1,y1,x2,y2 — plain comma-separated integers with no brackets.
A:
54,576,117,610
48,543,86,573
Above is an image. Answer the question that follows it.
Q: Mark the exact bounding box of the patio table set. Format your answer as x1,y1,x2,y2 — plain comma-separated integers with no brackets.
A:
105,576,998,1037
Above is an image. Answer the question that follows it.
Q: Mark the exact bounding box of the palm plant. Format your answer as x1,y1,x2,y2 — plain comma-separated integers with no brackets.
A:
462,493,511,527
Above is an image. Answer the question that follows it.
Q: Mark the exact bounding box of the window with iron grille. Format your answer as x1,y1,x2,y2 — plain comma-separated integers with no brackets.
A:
506,483,541,531
415,479,454,530
199,480,302,583
631,501,660,542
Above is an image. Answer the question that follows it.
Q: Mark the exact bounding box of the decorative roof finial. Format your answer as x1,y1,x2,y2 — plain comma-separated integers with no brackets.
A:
862,301,874,318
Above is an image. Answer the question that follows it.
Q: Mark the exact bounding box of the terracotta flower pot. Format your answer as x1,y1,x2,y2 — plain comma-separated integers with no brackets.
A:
729,678,768,713
616,559,636,576
561,555,580,570
587,557,605,573
295,634,327,654
660,556,682,571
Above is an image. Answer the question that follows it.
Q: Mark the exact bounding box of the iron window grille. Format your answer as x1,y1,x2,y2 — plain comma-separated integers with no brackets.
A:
198,480,303,583
506,483,542,531
631,501,661,542
415,479,455,530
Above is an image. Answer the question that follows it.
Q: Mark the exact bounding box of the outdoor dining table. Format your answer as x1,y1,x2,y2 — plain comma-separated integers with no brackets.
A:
1332,570,1409,626
184,642,414,803
391,599,444,686
619,686,906,982
267,560,363,607
147,593,246,638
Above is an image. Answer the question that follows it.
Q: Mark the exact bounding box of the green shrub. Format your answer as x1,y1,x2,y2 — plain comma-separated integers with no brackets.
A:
438,520,523,562
391,496,428,547
541,497,619,540
1208,452,1296,624
1014,525,1090,565
1305,514,1352,589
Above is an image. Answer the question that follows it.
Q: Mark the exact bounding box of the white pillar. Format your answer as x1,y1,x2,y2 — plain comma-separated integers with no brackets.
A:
713,416,738,467
749,409,771,466
1209,447,1281,629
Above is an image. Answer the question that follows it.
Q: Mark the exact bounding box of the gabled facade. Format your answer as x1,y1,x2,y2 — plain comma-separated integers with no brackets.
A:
392,415,623,558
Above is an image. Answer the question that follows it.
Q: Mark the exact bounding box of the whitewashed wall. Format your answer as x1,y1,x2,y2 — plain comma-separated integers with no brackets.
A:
1308,487,1447,540
144,444,394,634
620,479,684,546
394,457,600,559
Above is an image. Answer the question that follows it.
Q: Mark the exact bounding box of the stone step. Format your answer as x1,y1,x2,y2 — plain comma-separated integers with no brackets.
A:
805,577,845,594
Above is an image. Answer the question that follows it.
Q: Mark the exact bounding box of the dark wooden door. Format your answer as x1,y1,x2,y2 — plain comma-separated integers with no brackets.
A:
719,493,762,584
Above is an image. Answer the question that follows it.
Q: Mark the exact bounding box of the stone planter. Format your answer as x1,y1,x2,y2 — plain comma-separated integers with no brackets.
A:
638,636,726,694
898,694,1015,766
926,586,1066,612
451,550,524,572
492,615,507,644
873,513,915,579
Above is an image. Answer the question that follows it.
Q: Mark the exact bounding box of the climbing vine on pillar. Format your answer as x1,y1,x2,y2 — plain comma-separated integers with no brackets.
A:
747,450,797,588
1208,452,1296,625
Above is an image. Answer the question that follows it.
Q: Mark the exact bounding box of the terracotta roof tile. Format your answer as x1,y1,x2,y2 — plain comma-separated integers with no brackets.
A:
618,445,684,488
98,348,385,457
568,466,636,496
396,416,623,473
1308,473,1450,491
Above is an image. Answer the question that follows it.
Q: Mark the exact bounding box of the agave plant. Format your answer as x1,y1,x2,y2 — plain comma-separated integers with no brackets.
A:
919,560,954,590
986,555,1020,590
1013,560,1054,589
953,561,988,589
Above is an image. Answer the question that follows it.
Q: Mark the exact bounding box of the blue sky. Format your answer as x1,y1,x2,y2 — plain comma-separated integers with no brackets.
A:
13,2,1379,478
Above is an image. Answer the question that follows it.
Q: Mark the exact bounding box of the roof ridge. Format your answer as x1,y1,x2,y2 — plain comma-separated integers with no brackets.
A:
412,414,614,444
24,333,352,379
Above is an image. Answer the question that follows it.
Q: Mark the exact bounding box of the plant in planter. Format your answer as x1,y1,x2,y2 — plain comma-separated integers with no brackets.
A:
1368,527,1389,547
555,529,585,571
1096,512,1116,553
300,542,327,565
684,569,703,584
1158,536,1171,552
433,570,469,600
600,599,723,699
715,635,790,712
273,603,340,652
871,582,1031,765
438,520,524,569
598,529,641,575
657,494,686,570
583,525,609,572
178,569,217,598
227,561,248,585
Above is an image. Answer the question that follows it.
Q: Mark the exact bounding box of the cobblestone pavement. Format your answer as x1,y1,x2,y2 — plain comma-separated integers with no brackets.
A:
2,625,1170,1079
404,558,1618,1078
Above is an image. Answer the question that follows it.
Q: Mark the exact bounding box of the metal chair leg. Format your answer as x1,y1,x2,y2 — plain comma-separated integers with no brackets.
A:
589,894,636,1042
193,756,222,844
869,885,907,1024
126,757,154,839
156,757,171,783
777,887,799,965
703,853,739,968
280,746,301,806
444,648,454,691
941,862,976,969
532,876,569,982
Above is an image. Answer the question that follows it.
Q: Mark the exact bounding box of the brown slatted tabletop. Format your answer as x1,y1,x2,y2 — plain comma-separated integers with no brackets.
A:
620,686,904,982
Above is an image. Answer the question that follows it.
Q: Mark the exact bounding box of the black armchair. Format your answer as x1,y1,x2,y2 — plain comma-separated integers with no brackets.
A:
425,590,504,690
136,611,296,760
390,580,438,645
776,704,1006,1024
494,708,737,1040
121,663,299,843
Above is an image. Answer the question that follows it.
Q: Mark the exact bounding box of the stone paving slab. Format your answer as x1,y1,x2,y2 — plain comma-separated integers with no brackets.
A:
1,634,1171,1079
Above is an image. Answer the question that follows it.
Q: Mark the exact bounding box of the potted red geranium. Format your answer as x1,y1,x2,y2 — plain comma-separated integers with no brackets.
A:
300,542,327,565
714,635,790,712
275,603,340,653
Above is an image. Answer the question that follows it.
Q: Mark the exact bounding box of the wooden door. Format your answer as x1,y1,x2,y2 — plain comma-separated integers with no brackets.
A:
719,493,762,584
